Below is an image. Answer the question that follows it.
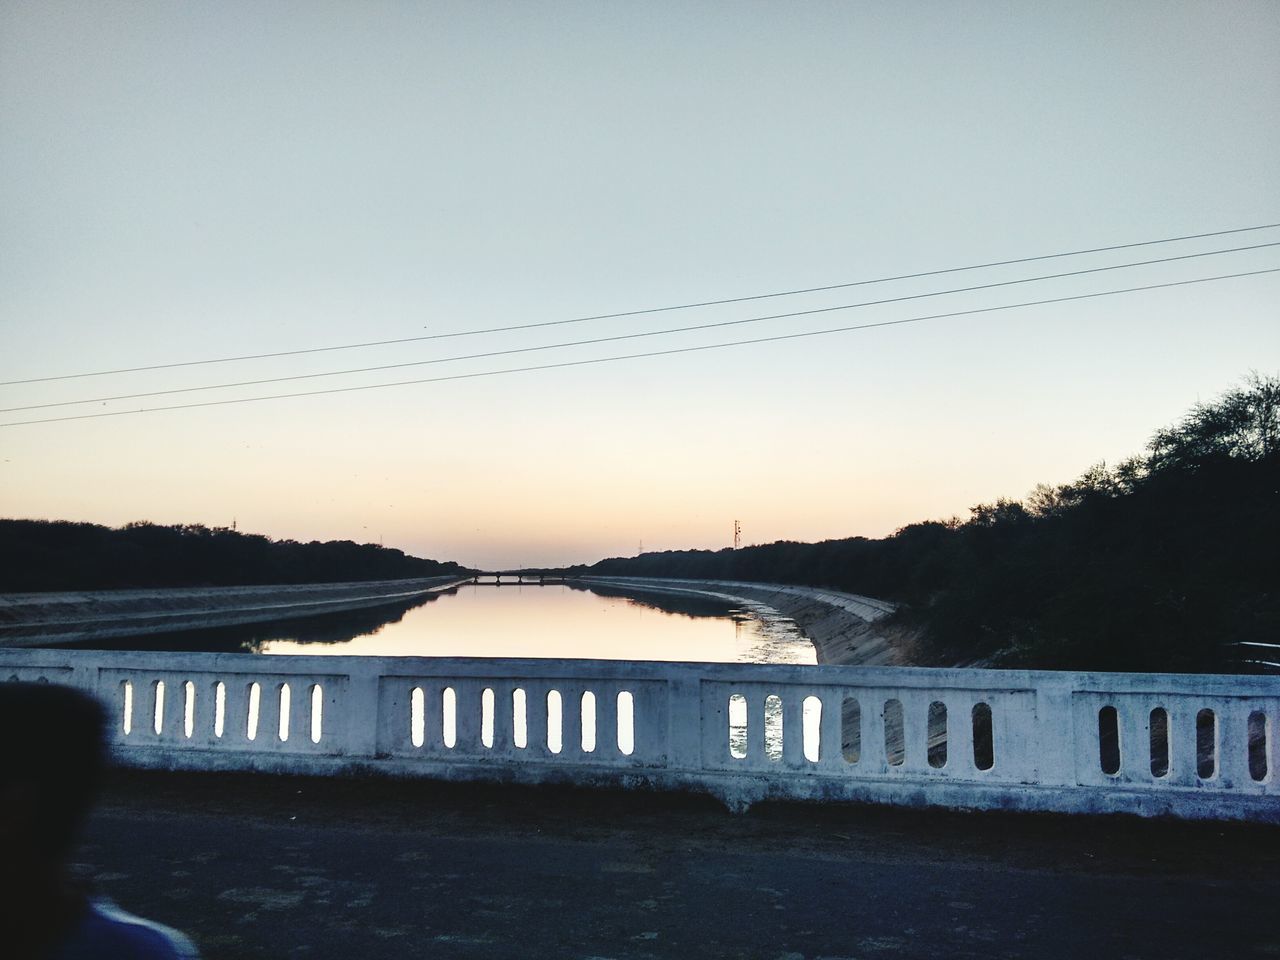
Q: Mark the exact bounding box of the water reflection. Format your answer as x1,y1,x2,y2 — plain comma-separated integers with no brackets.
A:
57,582,816,665
60,583,818,754
57,594,438,654
571,583,812,666
256,583,815,664
570,581,750,619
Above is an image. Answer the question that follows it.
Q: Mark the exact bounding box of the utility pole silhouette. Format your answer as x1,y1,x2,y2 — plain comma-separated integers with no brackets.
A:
733,520,741,550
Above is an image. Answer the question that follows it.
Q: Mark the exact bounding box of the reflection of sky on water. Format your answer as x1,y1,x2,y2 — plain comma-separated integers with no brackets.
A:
56,583,815,665
257,583,816,664
63,583,817,753
56,596,436,655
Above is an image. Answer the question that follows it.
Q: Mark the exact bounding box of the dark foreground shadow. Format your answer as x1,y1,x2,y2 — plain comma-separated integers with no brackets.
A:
77,768,1280,960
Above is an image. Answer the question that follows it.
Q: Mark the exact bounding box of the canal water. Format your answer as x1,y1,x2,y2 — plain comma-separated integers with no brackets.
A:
63,582,813,759
68,581,816,665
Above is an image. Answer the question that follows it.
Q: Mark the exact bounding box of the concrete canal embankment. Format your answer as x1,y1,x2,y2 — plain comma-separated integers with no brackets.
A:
582,576,913,665
0,576,469,647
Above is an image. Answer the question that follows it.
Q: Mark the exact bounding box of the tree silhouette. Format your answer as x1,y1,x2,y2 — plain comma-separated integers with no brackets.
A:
586,373,1279,673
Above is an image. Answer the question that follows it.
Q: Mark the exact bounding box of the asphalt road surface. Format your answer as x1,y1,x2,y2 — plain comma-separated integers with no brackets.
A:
74,771,1279,960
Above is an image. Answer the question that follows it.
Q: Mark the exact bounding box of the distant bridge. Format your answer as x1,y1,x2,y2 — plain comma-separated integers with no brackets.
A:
468,571,574,585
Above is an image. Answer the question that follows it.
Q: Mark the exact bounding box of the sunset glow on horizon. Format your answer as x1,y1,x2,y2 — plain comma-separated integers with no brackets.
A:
2,2,1277,569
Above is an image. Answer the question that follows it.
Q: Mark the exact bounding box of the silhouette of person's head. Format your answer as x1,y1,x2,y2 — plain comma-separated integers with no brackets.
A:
0,682,109,955
0,681,108,865
0,682,199,958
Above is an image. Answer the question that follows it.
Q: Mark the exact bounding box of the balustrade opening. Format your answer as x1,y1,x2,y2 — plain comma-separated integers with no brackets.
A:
802,696,822,763
310,684,323,743
1248,712,1269,782
246,683,261,741
214,681,226,738
482,688,495,748
1099,706,1120,775
183,681,196,739
728,693,747,760
617,691,635,756
927,701,947,769
1150,707,1170,778
972,702,994,771
513,688,528,749
278,683,291,742
547,690,563,754
764,695,783,762
841,697,861,764
442,687,457,749
152,680,165,736
121,680,133,735
1197,709,1217,780
884,699,905,766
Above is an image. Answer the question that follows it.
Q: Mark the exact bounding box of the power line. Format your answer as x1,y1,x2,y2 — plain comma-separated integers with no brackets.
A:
7,240,1277,414
3,221,1278,387
2,266,1274,428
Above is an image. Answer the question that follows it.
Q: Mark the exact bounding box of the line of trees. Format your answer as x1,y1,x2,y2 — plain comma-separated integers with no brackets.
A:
0,519,469,592
579,373,1279,672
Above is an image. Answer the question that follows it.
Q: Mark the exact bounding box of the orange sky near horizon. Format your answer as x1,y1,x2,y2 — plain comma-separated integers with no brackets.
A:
2,2,1277,569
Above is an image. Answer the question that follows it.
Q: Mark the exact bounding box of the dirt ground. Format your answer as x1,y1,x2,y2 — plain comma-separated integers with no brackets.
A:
70,769,1280,960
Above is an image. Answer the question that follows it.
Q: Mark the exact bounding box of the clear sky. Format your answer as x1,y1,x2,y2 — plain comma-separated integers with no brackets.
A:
2,1,1277,569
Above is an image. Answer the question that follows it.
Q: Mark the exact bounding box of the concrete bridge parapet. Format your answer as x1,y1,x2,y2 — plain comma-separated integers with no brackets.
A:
1,649,1276,821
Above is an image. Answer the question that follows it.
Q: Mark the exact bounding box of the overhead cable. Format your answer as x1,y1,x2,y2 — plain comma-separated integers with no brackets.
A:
2,266,1275,428
6,240,1278,413
2,221,1278,386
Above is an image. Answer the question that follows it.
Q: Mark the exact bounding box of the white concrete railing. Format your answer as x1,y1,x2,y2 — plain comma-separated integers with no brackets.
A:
2,648,1276,822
